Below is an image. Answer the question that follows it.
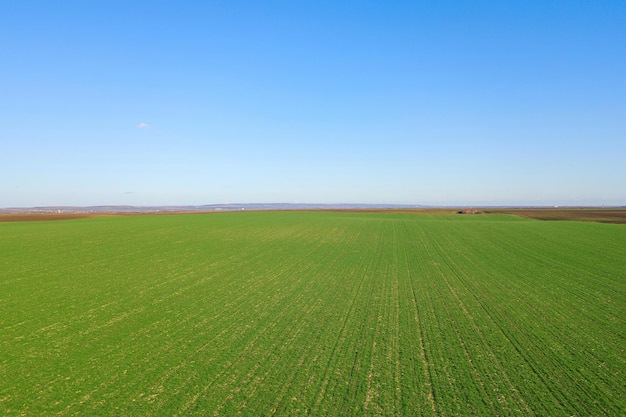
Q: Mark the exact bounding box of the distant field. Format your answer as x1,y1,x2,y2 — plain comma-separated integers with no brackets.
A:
485,208,626,224
3,206,625,224
1,211,624,415
0,213,96,222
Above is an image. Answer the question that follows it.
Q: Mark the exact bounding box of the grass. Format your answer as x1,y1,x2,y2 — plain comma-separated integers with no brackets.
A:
1,211,624,415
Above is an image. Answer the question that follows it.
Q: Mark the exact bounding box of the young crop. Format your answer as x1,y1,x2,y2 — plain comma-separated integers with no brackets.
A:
1,212,624,415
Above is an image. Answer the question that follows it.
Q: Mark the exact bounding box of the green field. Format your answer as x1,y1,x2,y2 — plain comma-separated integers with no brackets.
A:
1,211,624,416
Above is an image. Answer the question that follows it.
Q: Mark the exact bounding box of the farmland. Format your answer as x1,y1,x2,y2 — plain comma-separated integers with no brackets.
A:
1,211,624,415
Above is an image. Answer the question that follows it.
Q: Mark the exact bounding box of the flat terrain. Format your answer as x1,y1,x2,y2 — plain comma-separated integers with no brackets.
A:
0,213,96,222
3,206,625,224
485,208,626,224
1,211,624,415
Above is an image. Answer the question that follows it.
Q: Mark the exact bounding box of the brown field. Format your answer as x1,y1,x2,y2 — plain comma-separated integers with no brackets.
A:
0,213,96,222
484,208,626,224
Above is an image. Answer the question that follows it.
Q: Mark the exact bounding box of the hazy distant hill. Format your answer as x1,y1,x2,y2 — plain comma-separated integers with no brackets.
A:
0,203,430,214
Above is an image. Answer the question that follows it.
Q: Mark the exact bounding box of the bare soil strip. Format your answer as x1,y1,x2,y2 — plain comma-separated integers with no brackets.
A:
484,208,626,224
0,213,96,222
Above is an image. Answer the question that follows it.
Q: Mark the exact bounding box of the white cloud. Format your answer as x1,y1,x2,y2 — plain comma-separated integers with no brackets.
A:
137,122,149,129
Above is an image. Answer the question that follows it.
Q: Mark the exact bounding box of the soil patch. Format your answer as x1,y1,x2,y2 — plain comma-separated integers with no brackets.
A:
0,213,97,222
485,208,626,225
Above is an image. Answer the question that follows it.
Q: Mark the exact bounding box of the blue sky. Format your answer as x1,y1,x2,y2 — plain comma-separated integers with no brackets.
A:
1,1,624,207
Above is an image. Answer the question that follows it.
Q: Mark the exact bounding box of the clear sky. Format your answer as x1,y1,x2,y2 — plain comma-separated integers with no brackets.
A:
1,1,625,207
